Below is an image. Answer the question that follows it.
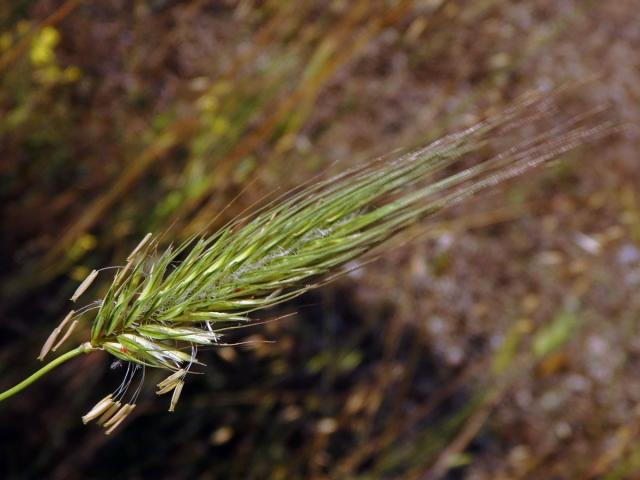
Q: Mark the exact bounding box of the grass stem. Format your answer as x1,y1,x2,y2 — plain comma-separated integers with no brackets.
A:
0,342,95,402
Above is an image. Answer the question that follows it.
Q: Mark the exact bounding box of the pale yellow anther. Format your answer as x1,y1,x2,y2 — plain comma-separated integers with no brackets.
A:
52,320,79,352
156,382,178,395
169,381,184,412
97,401,122,426
156,369,186,392
105,405,136,435
37,310,75,361
38,330,60,362
127,233,152,261
103,403,132,429
82,394,114,424
71,269,98,302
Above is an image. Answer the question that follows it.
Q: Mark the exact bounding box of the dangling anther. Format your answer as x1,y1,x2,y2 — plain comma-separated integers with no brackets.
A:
51,320,79,352
169,381,184,412
96,401,122,426
71,269,98,302
127,233,152,261
38,310,75,361
82,394,114,424
105,404,136,435
156,369,186,395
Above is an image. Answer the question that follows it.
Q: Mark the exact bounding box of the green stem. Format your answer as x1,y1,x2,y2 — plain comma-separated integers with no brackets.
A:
0,342,95,402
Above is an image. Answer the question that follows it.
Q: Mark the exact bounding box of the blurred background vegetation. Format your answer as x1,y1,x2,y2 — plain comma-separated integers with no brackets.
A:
0,1,639,479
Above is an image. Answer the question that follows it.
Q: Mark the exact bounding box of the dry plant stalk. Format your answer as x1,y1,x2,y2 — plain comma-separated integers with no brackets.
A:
0,90,614,434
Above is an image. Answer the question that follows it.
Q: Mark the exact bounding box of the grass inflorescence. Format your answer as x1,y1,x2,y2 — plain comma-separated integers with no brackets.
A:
0,91,613,433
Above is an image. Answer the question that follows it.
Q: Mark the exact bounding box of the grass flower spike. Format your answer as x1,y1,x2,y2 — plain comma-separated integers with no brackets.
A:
0,92,613,434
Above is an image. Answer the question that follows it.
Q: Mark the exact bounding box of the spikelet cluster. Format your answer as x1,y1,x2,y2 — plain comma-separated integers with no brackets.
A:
36,91,612,432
